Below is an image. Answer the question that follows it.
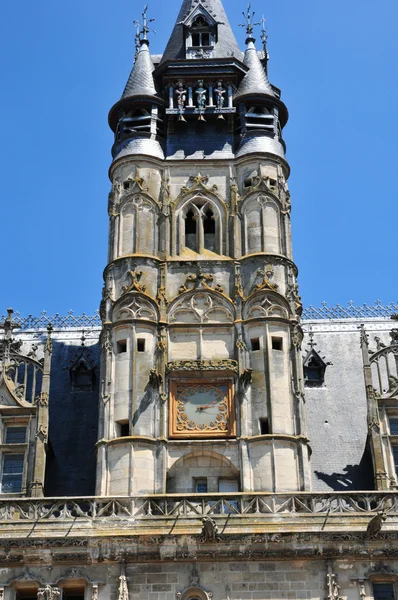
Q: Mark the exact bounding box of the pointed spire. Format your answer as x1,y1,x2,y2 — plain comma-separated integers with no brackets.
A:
234,5,274,101
234,35,275,101
161,0,241,62
122,7,158,100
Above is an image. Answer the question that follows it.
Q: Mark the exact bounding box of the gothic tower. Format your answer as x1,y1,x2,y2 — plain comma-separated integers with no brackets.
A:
97,0,310,496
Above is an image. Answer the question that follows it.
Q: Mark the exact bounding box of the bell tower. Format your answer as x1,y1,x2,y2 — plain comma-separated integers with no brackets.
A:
96,1,311,496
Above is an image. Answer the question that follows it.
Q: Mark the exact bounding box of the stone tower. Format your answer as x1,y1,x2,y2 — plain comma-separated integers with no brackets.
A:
96,0,311,497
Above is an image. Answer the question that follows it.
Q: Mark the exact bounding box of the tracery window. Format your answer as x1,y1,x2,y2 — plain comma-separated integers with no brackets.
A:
178,198,222,255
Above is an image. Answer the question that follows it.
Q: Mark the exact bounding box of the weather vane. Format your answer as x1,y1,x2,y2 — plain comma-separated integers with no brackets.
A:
239,4,260,38
133,19,141,58
133,4,156,54
260,15,269,66
140,5,156,41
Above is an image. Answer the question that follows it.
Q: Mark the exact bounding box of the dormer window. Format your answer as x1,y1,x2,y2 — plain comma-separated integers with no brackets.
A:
185,10,216,58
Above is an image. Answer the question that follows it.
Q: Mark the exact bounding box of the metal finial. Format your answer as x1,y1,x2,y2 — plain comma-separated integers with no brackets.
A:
308,327,317,349
133,19,141,58
81,330,86,347
238,4,260,39
260,15,269,60
140,5,156,42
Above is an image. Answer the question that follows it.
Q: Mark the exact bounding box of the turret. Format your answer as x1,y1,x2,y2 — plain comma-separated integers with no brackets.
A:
108,8,165,162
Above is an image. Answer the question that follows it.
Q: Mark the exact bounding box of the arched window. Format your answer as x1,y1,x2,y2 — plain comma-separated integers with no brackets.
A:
178,198,223,256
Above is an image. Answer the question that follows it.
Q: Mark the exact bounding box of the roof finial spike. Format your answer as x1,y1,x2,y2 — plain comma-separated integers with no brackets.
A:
133,19,141,59
260,15,269,68
140,5,156,44
239,3,261,43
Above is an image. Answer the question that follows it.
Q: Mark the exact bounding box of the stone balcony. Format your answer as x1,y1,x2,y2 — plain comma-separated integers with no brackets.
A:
0,491,397,538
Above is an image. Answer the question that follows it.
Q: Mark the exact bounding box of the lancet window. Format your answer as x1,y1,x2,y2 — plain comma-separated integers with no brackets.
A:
177,198,222,255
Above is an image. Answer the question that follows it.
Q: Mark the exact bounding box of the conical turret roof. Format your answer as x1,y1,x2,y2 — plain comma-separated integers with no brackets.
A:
122,40,158,99
161,0,241,62
234,39,275,101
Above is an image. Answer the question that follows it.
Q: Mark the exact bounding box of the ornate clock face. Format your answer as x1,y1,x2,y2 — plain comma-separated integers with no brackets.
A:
169,381,235,438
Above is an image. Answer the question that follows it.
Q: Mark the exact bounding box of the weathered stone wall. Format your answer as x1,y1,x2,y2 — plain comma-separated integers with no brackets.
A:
0,558,393,600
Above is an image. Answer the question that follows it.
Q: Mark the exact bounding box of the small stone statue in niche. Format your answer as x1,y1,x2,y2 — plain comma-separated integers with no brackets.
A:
214,80,226,109
195,80,207,110
175,81,187,110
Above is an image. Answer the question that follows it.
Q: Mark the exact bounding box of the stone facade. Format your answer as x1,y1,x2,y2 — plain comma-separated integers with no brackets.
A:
1,1,398,600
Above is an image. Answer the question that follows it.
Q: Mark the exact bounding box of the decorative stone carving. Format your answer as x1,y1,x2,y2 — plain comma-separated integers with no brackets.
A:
149,369,162,387
122,269,146,294
118,564,129,600
166,359,238,374
92,585,99,600
286,282,302,316
243,294,288,320
34,392,49,407
114,296,157,322
326,571,343,600
169,291,234,324
37,585,61,600
253,266,278,293
177,173,219,200
366,512,386,537
200,516,221,542
236,334,247,351
240,368,253,386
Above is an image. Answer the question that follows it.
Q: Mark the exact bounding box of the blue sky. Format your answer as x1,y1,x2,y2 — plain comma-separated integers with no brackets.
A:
0,0,397,317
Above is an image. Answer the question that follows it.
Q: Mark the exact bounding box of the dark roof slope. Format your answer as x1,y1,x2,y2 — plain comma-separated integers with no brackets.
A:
122,40,158,99
235,40,275,101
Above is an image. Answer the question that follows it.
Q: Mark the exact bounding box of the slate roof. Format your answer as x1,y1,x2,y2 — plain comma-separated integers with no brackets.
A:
161,0,242,62
235,40,275,101
122,40,158,99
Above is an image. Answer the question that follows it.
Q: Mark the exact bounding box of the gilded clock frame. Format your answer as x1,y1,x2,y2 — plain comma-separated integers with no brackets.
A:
169,379,235,439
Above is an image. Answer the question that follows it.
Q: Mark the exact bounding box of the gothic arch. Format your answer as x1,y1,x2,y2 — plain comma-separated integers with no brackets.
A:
120,193,159,256
240,193,282,255
174,193,227,256
113,292,159,323
243,291,290,320
168,290,235,324
169,450,239,475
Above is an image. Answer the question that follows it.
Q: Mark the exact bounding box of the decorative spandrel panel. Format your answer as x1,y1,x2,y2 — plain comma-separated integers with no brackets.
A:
169,380,235,438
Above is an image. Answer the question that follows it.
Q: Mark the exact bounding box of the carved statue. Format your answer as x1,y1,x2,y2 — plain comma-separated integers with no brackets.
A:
214,81,226,109
195,80,207,110
200,516,221,542
366,511,386,537
176,81,187,110
37,586,61,600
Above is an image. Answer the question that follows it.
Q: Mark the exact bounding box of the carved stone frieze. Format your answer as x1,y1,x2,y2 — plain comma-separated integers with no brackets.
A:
166,360,238,374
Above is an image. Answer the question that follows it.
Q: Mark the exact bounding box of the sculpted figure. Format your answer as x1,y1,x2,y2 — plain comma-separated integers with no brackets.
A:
176,81,187,110
195,80,207,110
214,80,226,109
